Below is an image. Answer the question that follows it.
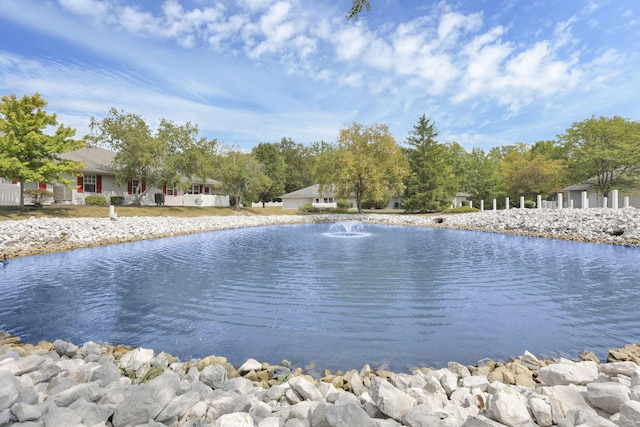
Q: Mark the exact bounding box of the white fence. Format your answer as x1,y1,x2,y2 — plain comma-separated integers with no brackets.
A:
0,184,20,206
0,184,229,208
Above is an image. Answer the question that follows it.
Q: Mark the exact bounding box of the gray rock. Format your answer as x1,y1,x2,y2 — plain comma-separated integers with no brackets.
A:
119,347,154,371
200,363,228,389
215,412,256,426
207,389,252,420
448,361,471,378
111,370,180,427
0,354,46,375
618,400,640,427
155,390,201,422
462,375,489,392
90,361,122,387
538,360,599,386
69,398,113,426
24,358,61,384
521,350,540,371
369,377,416,421
80,341,106,357
586,382,630,414
42,403,83,427
52,339,78,357
0,370,21,411
10,402,43,422
490,388,532,427
0,408,12,426
600,361,640,378
527,396,552,427
288,376,323,401
220,377,254,395
460,414,506,427
311,401,376,427
52,381,103,407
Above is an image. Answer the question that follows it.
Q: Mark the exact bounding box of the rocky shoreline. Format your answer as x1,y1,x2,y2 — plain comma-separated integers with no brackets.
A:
1,208,640,426
1,207,639,258
2,331,640,426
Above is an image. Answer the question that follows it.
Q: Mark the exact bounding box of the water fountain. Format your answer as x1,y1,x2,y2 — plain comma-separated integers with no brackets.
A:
326,221,369,237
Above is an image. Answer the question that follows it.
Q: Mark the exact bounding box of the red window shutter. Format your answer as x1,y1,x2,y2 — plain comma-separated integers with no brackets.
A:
38,182,46,190
77,176,84,193
127,181,132,194
11,179,17,184
142,182,147,193
96,175,102,193
199,185,203,193
162,183,167,194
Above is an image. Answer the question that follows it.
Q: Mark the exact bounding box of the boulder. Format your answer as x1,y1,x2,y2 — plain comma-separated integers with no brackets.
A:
527,396,552,427
490,388,532,427
119,347,155,371
586,382,630,414
201,363,229,389
461,414,506,426
618,400,640,427
215,411,256,426
538,360,598,385
369,377,416,421
288,376,323,401
239,358,263,373
0,370,21,411
10,402,43,422
111,371,180,427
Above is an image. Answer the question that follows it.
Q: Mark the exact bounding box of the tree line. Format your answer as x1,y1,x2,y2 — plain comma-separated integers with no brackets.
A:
1,93,639,211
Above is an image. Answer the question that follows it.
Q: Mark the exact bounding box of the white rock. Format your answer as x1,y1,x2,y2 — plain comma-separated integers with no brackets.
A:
215,412,256,427
239,358,263,373
528,396,553,427
538,360,599,386
586,382,630,414
462,375,489,392
618,400,640,427
119,347,154,371
490,388,532,427
369,377,417,421
288,376,322,401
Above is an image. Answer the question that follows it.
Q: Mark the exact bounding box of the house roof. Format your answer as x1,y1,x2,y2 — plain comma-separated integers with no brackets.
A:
280,184,337,199
60,146,116,174
557,183,596,192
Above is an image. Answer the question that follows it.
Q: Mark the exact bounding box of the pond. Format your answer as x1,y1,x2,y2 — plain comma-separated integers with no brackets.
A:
1,222,639,373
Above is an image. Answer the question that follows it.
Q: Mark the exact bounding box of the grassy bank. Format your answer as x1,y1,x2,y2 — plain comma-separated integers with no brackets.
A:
0,205,295,221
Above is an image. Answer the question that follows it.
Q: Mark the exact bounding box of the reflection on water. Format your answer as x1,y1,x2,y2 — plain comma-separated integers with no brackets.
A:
1,223,639,372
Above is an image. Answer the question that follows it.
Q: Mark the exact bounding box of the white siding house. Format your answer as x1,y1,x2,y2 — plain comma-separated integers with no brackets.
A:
0,147,229,207
558,183,640,208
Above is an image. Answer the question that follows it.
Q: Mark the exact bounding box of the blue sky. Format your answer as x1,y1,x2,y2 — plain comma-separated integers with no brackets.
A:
1,0,638,152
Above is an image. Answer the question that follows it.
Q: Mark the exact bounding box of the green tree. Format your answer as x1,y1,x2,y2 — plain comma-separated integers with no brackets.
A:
559,116,640,199
321,122,408,213
0,93,84,209
216,147,270,209
87,109,218,204
403,115,456,212
347,0,371,20
279,137,315,194
498,143,567,202
252,142,286,205
446,143,501,205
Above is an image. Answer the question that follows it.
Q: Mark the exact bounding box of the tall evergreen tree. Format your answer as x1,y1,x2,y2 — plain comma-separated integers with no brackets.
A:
402,115,456,212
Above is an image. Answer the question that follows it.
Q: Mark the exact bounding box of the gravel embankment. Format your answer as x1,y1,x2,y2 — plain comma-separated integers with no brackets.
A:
0,207,638,258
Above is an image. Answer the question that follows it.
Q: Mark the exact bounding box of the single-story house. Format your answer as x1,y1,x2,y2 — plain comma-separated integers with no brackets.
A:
279,184,436,211
0,146,229,207
557,183,640,208
452,192,471,208
280,184,350,210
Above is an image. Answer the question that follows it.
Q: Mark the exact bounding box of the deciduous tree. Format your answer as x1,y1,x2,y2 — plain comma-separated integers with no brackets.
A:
559,116,640,199
87,109,218,204
0,93,84,209
216,147,270,209
321,122,407,213
252,142,286,205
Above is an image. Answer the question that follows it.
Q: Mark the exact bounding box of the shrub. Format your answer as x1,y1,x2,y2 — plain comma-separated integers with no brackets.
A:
335,199,351,213
110,196,125,205
85,195,108,206
298,203,316,213
24,189,53,206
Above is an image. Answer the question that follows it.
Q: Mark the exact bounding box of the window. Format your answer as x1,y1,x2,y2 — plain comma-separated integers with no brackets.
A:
84,174,96,193
188,185,200,195
203,186,211,195
167,187,175,196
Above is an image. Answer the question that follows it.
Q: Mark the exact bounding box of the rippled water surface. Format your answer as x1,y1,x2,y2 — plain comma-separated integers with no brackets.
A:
1,223,639,372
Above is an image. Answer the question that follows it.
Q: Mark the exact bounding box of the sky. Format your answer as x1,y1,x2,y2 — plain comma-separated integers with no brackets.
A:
1,0,639,152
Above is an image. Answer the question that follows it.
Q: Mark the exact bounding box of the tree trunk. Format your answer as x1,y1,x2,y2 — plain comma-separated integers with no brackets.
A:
19,179,25,211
